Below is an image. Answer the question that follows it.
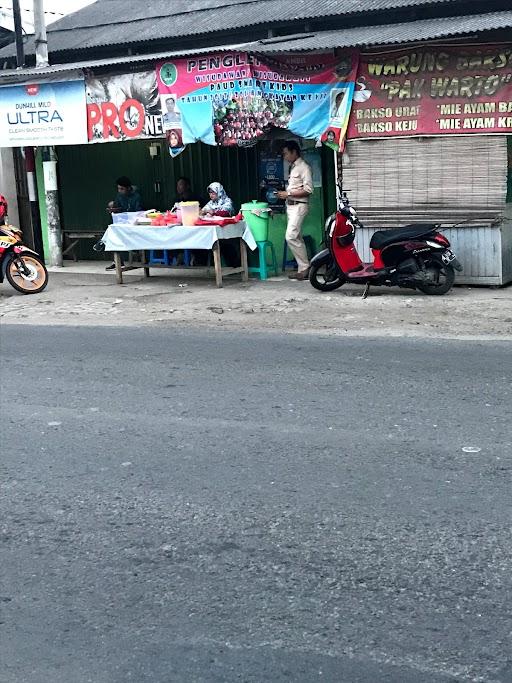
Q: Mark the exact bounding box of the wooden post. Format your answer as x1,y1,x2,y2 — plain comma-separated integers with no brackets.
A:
212,242,223,288
114,252,123,284
240,238,248,282
141,249,150,278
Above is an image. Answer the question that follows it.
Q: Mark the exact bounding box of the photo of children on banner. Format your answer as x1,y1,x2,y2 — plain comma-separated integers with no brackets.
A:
212,93,293,146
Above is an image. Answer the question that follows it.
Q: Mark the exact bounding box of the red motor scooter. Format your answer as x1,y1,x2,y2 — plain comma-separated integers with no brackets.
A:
309,190,462,297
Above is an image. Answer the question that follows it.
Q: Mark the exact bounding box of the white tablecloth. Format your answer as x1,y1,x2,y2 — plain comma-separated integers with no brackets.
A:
102,221,257,252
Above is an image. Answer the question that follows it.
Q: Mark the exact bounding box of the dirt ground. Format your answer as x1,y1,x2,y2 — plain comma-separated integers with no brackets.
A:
2,266,511,340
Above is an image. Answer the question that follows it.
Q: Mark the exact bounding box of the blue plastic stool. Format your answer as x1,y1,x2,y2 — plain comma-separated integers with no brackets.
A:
282,235,316,271
149,250,171,265
248,240,278,280
149,249,191,266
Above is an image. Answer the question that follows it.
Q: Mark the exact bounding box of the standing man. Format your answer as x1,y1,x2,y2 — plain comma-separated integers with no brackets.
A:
277,141,313,280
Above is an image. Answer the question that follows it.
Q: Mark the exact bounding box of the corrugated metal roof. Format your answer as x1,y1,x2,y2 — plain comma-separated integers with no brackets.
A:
0,9,508,82
248,10,512,51
0,9,508,83
0,42,247,83
0,0,465,59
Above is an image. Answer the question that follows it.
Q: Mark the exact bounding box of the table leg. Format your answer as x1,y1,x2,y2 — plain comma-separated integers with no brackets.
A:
141,250,150,278
114,252,123,284
212,242,223,288
240,238,248,282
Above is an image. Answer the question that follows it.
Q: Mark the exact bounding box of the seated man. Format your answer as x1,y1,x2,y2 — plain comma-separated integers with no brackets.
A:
171,176,203,210
107,176,143,215
105,176,143,270
170,177,206,266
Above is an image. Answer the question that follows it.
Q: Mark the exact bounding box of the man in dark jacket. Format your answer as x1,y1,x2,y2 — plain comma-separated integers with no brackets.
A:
105,176,144,270
107,176,143,214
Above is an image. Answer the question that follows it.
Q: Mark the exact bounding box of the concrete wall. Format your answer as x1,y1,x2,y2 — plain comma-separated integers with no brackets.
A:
0,147,19,227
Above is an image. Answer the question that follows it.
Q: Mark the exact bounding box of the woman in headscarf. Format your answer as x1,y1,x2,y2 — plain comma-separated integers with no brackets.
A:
200,182,239,266
200,182,235,217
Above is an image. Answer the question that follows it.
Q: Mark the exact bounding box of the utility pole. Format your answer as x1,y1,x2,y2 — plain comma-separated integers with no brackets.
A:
33,0,49,67
12,0,24,68
13,1,43,254
34,0,63,266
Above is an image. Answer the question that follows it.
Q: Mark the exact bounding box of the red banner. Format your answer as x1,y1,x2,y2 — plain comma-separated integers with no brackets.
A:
347,44,512,139
156,52,358,148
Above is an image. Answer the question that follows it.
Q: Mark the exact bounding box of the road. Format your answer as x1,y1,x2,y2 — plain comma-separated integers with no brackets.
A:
1,325,511,683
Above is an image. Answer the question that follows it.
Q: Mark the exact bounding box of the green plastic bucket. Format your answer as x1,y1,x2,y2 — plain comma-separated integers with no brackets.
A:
241,200,270,242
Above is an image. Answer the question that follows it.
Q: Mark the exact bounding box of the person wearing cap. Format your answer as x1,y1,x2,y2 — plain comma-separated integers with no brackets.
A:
277,141,313,280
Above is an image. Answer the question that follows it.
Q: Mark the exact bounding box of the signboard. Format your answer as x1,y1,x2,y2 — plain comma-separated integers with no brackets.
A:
86,70,163,142
156,51,358,148
258,140,286,211
0,80,87,147
347,45,512,139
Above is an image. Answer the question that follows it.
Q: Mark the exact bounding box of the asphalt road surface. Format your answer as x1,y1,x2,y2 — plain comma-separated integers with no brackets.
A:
1,325,511,683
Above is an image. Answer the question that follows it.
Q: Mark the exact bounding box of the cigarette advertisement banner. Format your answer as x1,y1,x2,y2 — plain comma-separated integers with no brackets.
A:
156,51,358,151
347,44,512,139
0,80,87,147
86,70,163,142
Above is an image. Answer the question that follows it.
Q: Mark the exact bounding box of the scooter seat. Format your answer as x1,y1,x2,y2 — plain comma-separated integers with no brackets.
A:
370,224,438,250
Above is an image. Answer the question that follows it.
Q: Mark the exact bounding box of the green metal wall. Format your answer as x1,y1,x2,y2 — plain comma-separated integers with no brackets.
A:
57,140,258,228
56,139,335,262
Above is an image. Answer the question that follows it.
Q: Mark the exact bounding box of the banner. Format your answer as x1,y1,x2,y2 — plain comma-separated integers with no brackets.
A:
0,80,87,147
156,51,358,149
86,70,163,142
347,45,512,139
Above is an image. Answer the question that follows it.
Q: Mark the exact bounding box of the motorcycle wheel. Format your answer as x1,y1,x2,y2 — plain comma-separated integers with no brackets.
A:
309,261,345,292
416,258,455,295
6,253,48,294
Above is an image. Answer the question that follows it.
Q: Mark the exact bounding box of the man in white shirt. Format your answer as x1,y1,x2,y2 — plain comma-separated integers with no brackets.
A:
277,141,314,280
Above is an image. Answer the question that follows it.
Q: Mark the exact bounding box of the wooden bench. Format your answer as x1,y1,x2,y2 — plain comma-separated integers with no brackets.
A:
62,230,105,261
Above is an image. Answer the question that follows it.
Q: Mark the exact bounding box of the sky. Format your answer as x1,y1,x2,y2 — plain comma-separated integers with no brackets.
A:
1,0,97,32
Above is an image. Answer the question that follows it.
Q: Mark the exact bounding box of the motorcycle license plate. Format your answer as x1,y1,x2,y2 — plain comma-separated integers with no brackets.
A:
442,250,456,264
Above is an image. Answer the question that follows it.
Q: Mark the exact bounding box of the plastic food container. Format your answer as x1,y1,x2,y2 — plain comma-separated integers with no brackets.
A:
180,201,200,226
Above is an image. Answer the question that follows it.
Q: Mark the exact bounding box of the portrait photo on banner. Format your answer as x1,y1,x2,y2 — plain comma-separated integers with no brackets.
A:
166,127,185,157
161,93,182,129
